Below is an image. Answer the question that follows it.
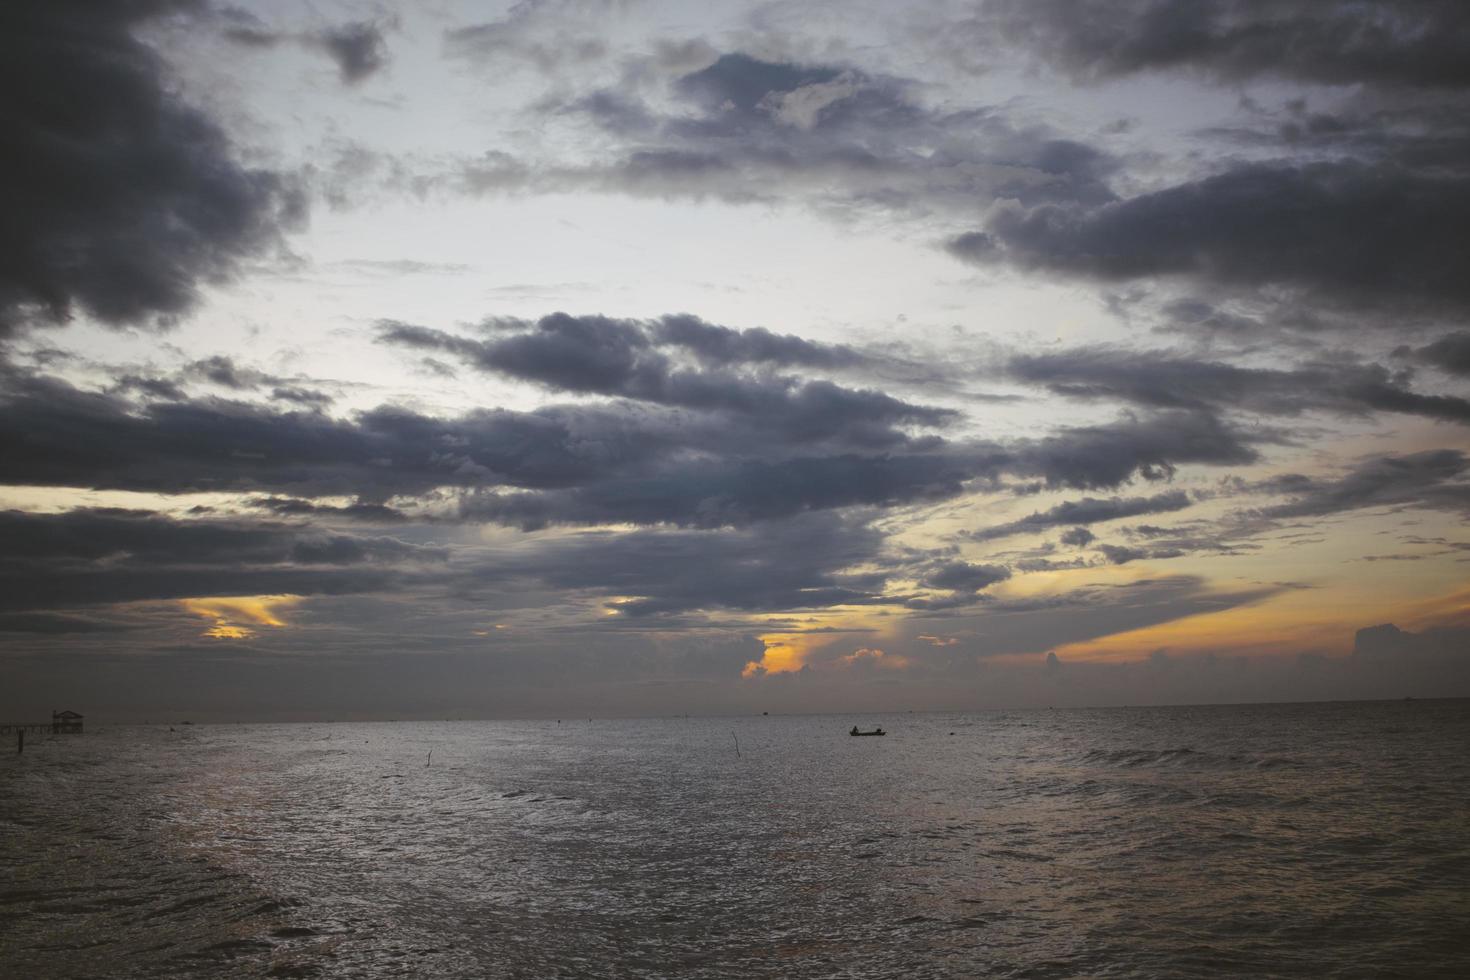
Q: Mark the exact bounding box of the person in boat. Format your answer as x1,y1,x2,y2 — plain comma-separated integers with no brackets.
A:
850,725,859,735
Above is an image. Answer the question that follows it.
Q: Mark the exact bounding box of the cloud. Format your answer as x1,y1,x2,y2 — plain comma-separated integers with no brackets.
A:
249,497,410,523
0,507,445,612
0,612,137,634
1007,409,1261,489
379,313,953,449
220,11,392,84
1060,527,1096,547
1355,621,1470,663
1,0,302,332
444,3,609,73
950,163,1470,315
971,490,1192,541
482,511,891,617
458,451,981,530
1401,331,1470,377
4,357,1271,533
906,575,1287,657
906,560,1012,609
456,50,1117,217
1006,346,1470,424
1257,450,1470,519
0,367,707,498
922,561,1012,592
1097,543,1184,565
982,0,1470,89
316,21,391,83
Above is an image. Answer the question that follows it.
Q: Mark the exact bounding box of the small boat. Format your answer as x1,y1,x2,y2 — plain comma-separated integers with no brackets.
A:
849,726,886,737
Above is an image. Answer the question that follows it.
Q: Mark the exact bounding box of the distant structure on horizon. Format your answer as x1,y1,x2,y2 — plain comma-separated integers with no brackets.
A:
52,710,83,734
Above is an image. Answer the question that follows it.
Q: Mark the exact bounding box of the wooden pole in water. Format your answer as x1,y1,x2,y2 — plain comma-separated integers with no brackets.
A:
17,730,23,754
732,732,740,757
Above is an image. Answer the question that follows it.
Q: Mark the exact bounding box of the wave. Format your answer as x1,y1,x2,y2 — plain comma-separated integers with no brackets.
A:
1081,747,1303,771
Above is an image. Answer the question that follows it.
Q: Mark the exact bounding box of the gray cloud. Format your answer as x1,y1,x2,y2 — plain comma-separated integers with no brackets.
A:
459,452,980,530
458,50,1116,217
1097,543,1184,565
2,336,1272,539
249,497,411,523
1400,331,1470,377
317,21,390,83
971,490,1193,541
1,0,302,332
0,507,443,611
1256,450,1470,519
1060,526,1095,547
1009,409,1260,489
379,313,953,449
982,0,1470,89
905,560,1012,610
486,511,890,617
1007,346,1470,424
220,10,392,84
0,612,138,635
950,164,1470,315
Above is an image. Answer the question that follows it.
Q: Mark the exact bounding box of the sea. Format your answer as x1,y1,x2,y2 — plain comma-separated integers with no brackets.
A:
3,700,1468,979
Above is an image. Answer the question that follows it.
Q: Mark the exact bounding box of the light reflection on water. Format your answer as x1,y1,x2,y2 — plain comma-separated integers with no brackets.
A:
4,700,1469,978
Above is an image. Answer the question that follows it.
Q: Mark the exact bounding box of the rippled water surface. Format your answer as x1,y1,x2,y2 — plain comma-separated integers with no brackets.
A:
4,700,1470,978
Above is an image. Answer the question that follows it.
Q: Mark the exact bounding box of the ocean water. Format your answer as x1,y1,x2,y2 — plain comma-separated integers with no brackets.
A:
3,700,1468,979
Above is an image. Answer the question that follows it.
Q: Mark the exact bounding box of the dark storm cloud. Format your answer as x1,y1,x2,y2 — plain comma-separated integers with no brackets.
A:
381,313,870,374
1010,410,1260,489
648,315,868,369
0,508,443,611
458,50,1117,215
0,367,696,498
458,452,981,530
2,345,1268,534
486,512,890,617
1399,331,1470,378
982,0,1470,89
950,164,1470,314
0,0,301,332
379,314,951,448
0,508,443,566
0,612,137,634
1007,346,1470,424
458,407,1255,530
971,490,1193,541
1256,450,1470,519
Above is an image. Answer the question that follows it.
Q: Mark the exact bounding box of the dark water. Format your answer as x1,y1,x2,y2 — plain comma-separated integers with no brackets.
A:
3,701,1469,978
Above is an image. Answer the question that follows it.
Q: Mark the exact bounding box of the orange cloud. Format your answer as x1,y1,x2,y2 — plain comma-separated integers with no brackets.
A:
838,647,913,670
181,595,303,640
743,632,815,676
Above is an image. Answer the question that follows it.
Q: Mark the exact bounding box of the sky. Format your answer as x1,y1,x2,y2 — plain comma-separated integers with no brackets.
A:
2,0,1468,720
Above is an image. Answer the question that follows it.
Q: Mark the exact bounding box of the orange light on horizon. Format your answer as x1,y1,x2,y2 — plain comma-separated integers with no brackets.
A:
1051,581,1470,664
